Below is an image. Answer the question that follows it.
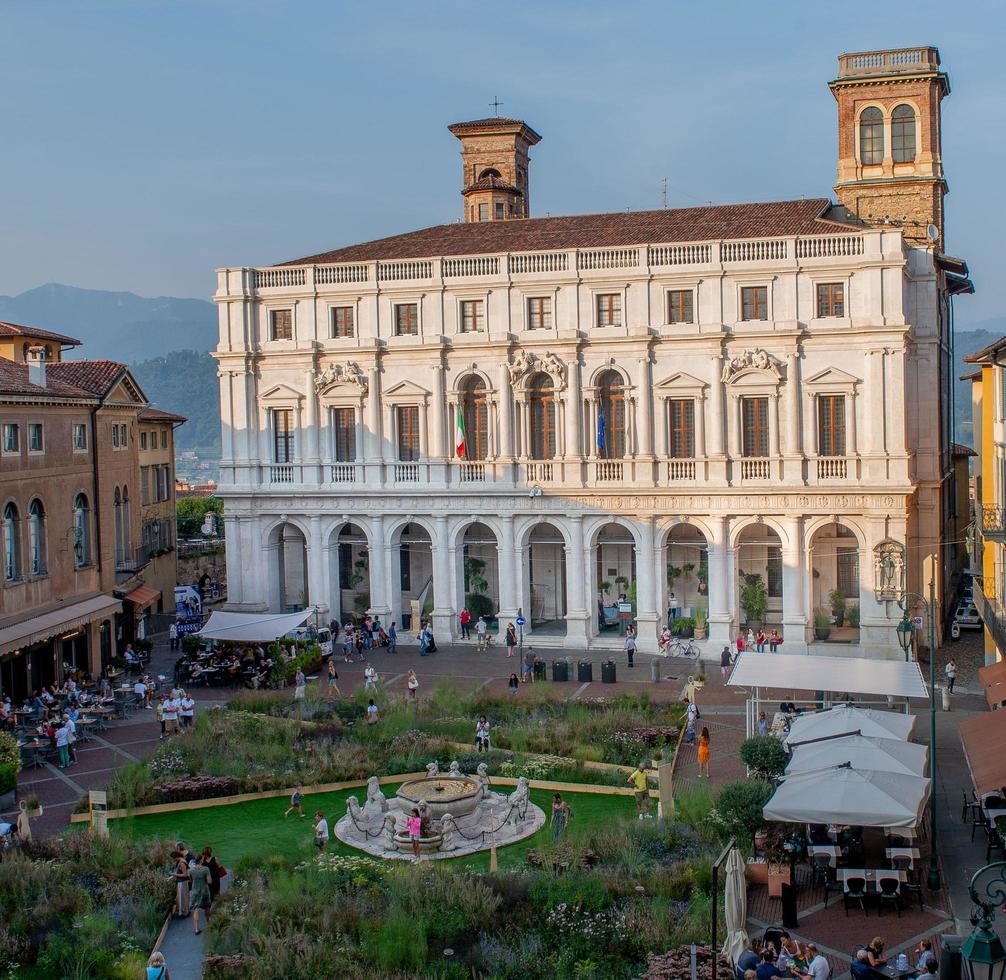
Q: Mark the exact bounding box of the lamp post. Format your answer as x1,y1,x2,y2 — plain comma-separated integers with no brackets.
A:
961,861,1006,980
897,584,940,891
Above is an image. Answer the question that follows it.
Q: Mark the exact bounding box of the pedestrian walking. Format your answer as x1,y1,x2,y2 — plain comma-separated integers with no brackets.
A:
326,659,341,698
505,623,517,657
388,622,398,654
313,811,329,852
168,622,178,651
188,854,212,934
342,624,354,662
156,696,167,739
364,663,378,691
201,846,225,902
720,646,733,682
757,711,768,736
508,672,519,697
293,667,306,717
172,850,190,917
735,633,745,656
945,658,957,694
146,951,170,980
285,785,305,818
551,793,571,843
475,714,491,753
164,694,180,736
459,608,471,639
628,764,650,819
624,626,637,668
522,646,536,683
697,727,711,778
407,669,419,702
475,615,488,651
55,720,70,768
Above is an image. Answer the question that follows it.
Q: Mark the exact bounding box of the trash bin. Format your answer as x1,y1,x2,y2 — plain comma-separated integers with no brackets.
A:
780,882,799,929
577,660,593,683
601,660,617,684
534,660,546,681
650,659,661,683
552,660,569,682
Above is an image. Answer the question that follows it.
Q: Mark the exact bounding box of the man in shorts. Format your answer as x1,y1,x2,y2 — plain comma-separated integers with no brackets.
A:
285,785,305,818
313,811,329,852
628,764,650,819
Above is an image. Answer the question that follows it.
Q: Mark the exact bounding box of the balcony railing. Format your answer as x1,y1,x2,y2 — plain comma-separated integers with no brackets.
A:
740,458,771,480
667,459,696,481
394,463,419,483
525,461,554,483
816,457,848,480
595,461,624,481
329,463,357,483
980,506,1006,541
458,462,486,483
974,590,1006,659
836,47,939,78
115,543,155,579
270,464,295,484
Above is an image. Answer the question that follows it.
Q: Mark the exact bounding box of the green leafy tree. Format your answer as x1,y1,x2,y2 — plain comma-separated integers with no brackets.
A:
716,779,774,845
739,736,787,777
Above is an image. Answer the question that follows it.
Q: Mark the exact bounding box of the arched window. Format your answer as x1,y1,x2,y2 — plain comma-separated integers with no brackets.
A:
113,486,124,564
459,376,489,461
3,503,20,582
528,373,556,460
597,369,626,459
859,107,884,165
891,104,916,163
27,498,45,576
478,167,502,180
73,493,91,568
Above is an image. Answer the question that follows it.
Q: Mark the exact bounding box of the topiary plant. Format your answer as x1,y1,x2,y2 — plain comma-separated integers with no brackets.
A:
740,573,768,625
739,736,787,778
716,779,774,845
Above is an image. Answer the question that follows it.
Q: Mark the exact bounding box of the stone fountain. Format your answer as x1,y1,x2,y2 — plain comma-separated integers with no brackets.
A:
333,762,545,860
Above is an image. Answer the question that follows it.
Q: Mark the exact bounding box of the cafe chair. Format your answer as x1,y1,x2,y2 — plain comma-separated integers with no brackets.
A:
892,856,924,910
877,876,901,917
971,808,988,843
963,789,979,823
986,824,1005,864
811,853,834,896
843,876,868,916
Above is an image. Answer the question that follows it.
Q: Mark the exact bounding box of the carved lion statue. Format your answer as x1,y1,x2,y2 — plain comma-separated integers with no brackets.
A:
425,761,440,778
366,776,388,811
439,813,459,852
446,761,463,779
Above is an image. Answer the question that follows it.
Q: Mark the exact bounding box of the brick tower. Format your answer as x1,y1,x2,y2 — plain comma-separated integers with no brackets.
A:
829,47,950,247
447,117,541,222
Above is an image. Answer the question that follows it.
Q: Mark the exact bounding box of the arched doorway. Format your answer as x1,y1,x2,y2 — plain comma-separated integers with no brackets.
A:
271,523,308,612
593,523,636,635
597,369,626,459
396,522,433,632
665,524,708,628
333,523,370,622
460,522,500,632
459,375,489,460
526,523,566,635
809,521,861,642
735,524,782,632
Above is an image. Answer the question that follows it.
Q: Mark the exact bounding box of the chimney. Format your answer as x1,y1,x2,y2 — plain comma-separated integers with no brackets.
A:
27,346,47,388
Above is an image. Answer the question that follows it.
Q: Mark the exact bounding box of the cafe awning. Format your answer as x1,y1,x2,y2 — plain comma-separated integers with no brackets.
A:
123,583,161,611
785,705,916,745
787,733,928,778
0,593,121,657
196,608,314,643
764,766,931,828
960,711,1006,796
728,652,928,699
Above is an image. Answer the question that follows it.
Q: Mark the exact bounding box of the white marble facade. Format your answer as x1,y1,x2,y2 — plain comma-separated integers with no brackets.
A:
214,222,948,658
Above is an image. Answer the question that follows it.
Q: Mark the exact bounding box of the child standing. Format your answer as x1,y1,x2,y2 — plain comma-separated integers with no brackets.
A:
407,808,422,861
285,786,305,818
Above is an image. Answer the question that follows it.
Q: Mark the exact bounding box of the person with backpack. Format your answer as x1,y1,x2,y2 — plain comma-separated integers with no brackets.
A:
146,951,170,979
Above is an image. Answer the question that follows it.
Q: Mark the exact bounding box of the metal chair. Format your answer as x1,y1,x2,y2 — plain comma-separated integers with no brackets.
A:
877,876,901,917
963,788,979,822
893,855,924,910
811,852,832,888
971,808,988,843
986,823,1006,864
843,876,868,916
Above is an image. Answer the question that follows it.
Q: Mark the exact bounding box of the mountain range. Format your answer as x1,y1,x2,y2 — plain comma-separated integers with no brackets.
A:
0,283,999,457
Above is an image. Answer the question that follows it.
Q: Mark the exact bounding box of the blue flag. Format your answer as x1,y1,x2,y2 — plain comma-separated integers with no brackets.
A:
597,406,606,452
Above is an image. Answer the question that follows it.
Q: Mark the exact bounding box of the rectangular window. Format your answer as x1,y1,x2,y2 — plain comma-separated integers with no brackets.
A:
27,423,43,453
273,408,294,463
816,282,845,318
332,407,356,462
668,290,694,324
140,431,148,450
460,300,484,333
119,423,128,446
741,396,769,457
767,547,783,597
495,202,504,220
396,406,420,461
527,296,552,330
395,303,418,336
73,423,87,452
741,286,768,321
817,395,846,456
270,309,293,341
111,424,119,448
163,465,171,501
837,547,860,595
478,203,489,221
596,293,622,327
331,306,354,338
2,423,19,454
668,399,695,458
161,430,167,449
141,467,150,505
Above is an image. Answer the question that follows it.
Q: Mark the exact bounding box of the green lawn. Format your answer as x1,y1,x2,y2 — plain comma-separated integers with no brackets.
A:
113,784,635,871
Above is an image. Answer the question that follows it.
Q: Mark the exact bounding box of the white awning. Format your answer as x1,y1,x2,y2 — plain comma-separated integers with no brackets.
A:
196,609,314,642
784,705,916,745
728,652,928,699
0,593,121,656
764,766,931,829
787,733,928,777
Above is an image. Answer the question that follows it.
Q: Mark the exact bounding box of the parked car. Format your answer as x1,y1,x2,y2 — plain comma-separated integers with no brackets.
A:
953,603,983,630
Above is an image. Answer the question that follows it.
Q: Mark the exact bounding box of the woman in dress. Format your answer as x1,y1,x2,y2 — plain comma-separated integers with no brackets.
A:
407,807,422,862
201,846,224,902
187,855,212,935
172,850,190,918
326,659,341,699
551,793,571,843
697,727,711,778
505,623,517,658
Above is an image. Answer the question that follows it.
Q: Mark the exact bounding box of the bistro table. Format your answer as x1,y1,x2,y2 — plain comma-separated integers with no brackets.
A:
837,868,907,890
807,844,841,867
885,846,920,865
18,738,48,768
87,705,115,731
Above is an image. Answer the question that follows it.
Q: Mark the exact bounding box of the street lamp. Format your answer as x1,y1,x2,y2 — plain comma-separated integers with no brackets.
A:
896,613,913,659
962,861,1006,980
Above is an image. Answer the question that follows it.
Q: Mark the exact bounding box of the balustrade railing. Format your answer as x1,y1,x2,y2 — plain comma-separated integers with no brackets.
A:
722,239,788,262
510,251,568,274
667,459,696,481
837,47,937,77
443,256,499,278
579,248,639,270
740,458,771,480
648,243,712,266
796,236,864,258
329,463,357,483
316,264,369,284
816,457,848,480
525,461,554,483
394,463,419,482
981,505,1006,539
252,268,305,288
458,462,486,483
269,464,295,484
595,460,624,481
378,260,433,281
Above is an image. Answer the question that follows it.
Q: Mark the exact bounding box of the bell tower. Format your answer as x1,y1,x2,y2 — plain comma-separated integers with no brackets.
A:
448,117,542,222
829,47,950,247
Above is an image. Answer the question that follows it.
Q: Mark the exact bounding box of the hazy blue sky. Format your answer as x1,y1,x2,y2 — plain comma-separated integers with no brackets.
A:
2,0,1003,324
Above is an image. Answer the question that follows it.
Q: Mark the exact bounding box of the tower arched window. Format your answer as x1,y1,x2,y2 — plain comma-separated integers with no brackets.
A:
73,493,91,568
597,369,627,460
891,104,916,163
528,373,556,460
3,503,20,582
459,376,489,461
859,107,884,165
27,498,45,576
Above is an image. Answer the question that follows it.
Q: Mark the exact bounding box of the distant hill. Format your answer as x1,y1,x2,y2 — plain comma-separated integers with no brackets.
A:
0,282,216,362
131,350,220,454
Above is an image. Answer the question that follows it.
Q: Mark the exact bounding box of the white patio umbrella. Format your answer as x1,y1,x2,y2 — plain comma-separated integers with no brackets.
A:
721,846,749,966
763,765,930,828
787,733,928,777
783,705,915,747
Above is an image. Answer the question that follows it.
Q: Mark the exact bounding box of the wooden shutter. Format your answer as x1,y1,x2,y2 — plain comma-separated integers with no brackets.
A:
817,395,846,456
273,409,294,462
530,380,556,459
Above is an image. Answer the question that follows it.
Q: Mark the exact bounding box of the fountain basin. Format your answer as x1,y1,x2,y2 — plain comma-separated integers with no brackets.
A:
392,832,444,853
396,777,482,819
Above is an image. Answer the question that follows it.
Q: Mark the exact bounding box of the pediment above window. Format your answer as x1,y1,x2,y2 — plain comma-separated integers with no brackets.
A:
803,366,861,389
384,380,431,399
260,383,304,402
654,371,707,395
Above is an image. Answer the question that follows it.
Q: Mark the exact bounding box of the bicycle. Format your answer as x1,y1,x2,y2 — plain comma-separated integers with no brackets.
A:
667,637,700,659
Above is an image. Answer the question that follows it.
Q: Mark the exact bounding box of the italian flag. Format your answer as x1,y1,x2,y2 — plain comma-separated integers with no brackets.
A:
455,406,467,458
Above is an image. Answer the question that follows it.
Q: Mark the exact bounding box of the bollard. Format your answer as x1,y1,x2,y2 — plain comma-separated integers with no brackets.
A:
650,658,660,683
941,683,951,711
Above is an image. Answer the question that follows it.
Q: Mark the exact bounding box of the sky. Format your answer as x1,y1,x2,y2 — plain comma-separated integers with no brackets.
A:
2,0,1004,325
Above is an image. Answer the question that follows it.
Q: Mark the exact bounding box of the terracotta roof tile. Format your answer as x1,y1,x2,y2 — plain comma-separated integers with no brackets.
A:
0,360,96,399
952,442,977,457
960,368,982,381
0,321,81,346
282,198,858,266
48,360,126,396
464,173,522,195
139,406,187,423
447,118,542,142
965,336,1006,364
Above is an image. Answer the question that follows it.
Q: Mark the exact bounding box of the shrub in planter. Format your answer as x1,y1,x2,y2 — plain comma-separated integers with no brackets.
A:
739,736,787,777
716,779,774,845
829,588,847,627
848,604,861,628
670,616,695,638
0,732,21,803
813,610,831,640
740,574,768,627
465,592,494,620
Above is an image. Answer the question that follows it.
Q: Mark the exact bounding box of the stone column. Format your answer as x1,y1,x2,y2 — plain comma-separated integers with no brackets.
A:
220,371,235,464
322,536,336,623
695,393,707,459
499,363,515,461
769,392,781,459
564,515,589,647
706,516,732,646
223,515,243,606
708,355,725,455
586,395,598,460
368,515,390,617
366,365,383,464
863,349,885,455
431,362,446,458
637,358,654,458
303,372,320,484
385,531,402,631
635,516,659,652
431,515,454,638
564,357,581,460
726,393,740,459
784,352,801,457
307,515,328,615
498,515,519,622
780,516,807,653
847,388,859,457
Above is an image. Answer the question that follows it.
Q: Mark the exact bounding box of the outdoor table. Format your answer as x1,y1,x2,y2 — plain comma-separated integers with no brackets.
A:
76,716,97,739
837,868,907,891
19,739,47,768
88,706,114,731
885,846,920,865
984,807,1006,824
807,845,841,867
879,965,917,978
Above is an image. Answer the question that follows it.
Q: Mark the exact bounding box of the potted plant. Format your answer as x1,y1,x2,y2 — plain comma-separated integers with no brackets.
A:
694,606,707,640
694,671,706,689
740,573,768,630
666,566,682,588
614,575,629,596
697,566,708,595
739,736,788,779
23,795,42,818
829,588,847,627
764,826,794,898
847,604,860,629
599,580,612,600
671,616,695,639
813,610,831,641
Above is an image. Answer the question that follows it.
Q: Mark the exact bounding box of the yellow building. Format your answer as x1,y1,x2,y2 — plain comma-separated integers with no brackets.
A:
965,341,1006,663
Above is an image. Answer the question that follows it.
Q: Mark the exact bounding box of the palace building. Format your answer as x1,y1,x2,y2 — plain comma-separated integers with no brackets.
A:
214,47,972,656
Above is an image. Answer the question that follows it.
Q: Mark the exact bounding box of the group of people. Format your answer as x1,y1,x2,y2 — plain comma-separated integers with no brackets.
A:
175,644,277,689
741,934,938,980
340,615,398,659
736,628,782,655
171,840,225,935
155,686,196,738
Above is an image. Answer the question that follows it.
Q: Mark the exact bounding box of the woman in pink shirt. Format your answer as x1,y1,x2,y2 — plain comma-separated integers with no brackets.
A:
407,808,422,861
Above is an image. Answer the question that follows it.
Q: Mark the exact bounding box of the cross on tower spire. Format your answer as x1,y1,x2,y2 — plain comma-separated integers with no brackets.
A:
489,96,504,116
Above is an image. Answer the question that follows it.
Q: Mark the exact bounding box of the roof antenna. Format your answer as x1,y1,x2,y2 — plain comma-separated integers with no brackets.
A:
489,96,504,117
661,177,668,209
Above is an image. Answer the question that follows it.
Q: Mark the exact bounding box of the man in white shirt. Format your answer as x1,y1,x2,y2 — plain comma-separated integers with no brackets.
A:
62,713,78,763
163,696,180,735
133,678,148,708
801,943,830,980
364,664,378,691
180,693,195,728
475,616,488,651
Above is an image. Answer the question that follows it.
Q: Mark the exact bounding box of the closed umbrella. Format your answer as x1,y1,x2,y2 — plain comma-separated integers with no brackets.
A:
721,846,749,966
